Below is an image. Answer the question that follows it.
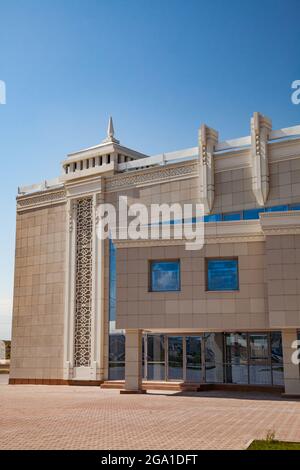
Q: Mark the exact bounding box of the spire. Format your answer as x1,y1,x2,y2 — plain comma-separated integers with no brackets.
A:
102,116,120,144
107,116,114,139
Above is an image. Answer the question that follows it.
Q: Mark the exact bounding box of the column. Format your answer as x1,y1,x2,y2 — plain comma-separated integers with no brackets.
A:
121,329,145,394
282,329,300,396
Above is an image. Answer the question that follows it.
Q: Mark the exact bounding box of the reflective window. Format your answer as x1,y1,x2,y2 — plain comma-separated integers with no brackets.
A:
108,334,125,380
249,334,268,360
206,259,239,291
222,212,242,221
147,335,165,380
204,213,222,222
149,203,300,227
204,333,224,383
249,334,271,385
150,260,180,292
225,333,248,384
142,332,283,386
168,336,183,380
225,333,248,364
243,208,264,220
249,363,272,384
289,203,300,211
186,336,202,382
265,205,289,212
271,332,284,386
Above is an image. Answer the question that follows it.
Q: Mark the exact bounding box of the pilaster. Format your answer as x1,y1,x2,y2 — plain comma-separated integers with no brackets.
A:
250,112,272,206
121,329,145,394
198,124,218,213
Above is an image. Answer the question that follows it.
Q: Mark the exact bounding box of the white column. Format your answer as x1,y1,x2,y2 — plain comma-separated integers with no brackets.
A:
90,192,105,381
63,199,76,380
121,329,145,394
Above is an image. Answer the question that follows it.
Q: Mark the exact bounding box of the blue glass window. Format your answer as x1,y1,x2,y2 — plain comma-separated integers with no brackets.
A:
243,208,264,220
207,259,239,291
289,203,300,211
204,213,222,222
265,205,289,212
108,334,125,380
150,260,180,292
222,212,242,221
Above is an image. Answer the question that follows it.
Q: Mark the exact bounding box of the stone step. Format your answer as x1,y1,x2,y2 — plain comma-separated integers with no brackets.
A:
101,381,200,392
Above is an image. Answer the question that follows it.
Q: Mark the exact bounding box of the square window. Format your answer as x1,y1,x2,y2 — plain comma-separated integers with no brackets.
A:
206,258,239,291
150,260,180,292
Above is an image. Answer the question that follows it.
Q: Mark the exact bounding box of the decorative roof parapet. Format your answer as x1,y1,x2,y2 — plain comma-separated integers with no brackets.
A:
17,187,66,212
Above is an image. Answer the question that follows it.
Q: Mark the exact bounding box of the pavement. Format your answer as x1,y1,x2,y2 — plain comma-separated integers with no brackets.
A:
1,376,300,450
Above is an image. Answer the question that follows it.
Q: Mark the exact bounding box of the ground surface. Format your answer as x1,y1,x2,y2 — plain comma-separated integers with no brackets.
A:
1,375,300,450
248,440,300,450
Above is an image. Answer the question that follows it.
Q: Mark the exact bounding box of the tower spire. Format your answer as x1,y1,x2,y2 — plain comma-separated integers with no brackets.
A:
102,116,119,144
107,116,114,139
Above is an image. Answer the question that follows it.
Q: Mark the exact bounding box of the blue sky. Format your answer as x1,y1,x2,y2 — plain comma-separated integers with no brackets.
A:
0,0,300,338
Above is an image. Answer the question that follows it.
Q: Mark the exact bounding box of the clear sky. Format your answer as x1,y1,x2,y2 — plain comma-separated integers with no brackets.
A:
0,0,300,339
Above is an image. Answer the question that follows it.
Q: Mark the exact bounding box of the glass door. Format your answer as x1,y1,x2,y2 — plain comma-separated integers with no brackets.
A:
186,336,202,382
147,334,165,380
167,336,183,380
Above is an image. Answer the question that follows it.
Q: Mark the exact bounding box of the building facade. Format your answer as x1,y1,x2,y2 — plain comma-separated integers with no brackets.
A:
0,340,11,370
10,114,300,396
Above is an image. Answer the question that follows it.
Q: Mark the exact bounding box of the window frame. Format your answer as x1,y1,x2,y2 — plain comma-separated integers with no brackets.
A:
205,257,239,292
149,259,181,292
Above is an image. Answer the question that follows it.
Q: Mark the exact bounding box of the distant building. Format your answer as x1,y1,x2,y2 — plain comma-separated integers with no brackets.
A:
0,340,11,366
9,114,300,396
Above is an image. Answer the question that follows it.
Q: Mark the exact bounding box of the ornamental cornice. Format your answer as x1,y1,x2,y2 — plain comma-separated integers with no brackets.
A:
112,214,300,248
105,161,198,192
260,211,300,235
112,233,265,249
113,220,264,248
262,228,300,235
17,188,66,212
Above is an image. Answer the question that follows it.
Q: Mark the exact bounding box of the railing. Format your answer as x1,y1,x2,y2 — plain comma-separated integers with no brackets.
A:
269,125,300,141
118,146,198,172
18,177,63,195
118,125,300,173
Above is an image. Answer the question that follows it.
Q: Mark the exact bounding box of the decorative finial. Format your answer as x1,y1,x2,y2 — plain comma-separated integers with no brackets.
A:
102,116,120,144
107,116,114,139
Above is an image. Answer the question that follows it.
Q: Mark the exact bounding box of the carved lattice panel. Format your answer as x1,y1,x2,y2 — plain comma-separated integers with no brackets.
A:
74,198,93,367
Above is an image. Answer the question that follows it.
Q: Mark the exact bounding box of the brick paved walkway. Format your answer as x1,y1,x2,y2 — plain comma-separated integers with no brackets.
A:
1,378,300,450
